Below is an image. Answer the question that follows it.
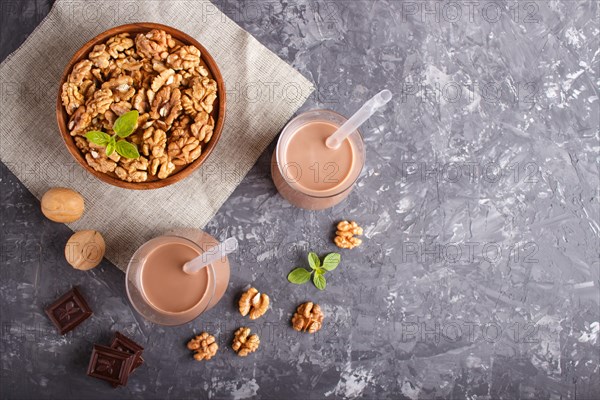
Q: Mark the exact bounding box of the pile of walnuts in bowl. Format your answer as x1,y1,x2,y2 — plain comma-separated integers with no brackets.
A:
61,29,218,182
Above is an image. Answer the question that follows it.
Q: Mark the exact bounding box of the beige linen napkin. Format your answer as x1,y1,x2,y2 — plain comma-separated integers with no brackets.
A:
0,0,314,271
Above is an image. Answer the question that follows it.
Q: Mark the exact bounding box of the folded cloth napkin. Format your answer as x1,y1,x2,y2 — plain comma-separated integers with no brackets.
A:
0,0,314,271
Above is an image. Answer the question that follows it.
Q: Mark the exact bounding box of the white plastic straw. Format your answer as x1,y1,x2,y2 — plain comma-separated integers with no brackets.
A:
325,89,393,149
182,237,238,274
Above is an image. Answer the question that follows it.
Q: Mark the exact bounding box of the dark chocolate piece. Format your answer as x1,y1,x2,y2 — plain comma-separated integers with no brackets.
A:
87,344,134,387
110,331,144,371
44,287,92,335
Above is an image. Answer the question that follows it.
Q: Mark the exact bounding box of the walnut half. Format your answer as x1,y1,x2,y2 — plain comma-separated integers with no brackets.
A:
231,327,259,357
187,332,218,361
334,220,363,249
291,302,324,334
238,287,269,320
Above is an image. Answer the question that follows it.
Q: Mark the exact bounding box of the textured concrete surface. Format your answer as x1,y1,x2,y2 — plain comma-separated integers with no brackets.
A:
1,0,599,399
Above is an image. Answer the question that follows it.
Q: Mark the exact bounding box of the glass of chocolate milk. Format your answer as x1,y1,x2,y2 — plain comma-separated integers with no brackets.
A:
125,228,230,325
271,110,365,210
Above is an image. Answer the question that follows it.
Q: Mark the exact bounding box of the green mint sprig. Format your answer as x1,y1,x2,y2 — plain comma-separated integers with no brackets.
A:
287,252,341,291
85,110,140,159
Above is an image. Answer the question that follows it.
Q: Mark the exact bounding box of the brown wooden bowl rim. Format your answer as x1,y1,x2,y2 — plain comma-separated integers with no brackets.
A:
56,22,226,190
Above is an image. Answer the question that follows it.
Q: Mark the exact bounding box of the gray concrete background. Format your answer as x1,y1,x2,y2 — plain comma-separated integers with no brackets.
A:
1,0,599,399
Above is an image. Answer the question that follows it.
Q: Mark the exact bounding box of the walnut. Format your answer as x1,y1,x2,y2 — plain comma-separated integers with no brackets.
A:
61,29,219,183
68,106,91,135
114,156,149,182
91,67,104,82
131,88,149,113
163,88,182,126
238,287,270,320
149,86,171,120
110,101,131,116
89,44,110,68
74,136,89,152
291,302,324,334
189,111,214,143
41,188,85,223
152,60,168,73
106,33,134,58
116,56,143,71
135,29,175,60
150,68,175,92
201,77,217,92
137,113,152,130
85,149,117,173
141,127,167,158
196,65,209,77
149,155,176,179
334,221,363,249
231,327,260,357
167,45,201,70
187,332,218,361
191,120,213,143
61,82,85,115
168,136,201,166
80,80,96,98
181,93,197,117
201,92,217,113
86,88,113,117
170,116,192,139
65,230,105,270
167,73,184,89
101,76,134,102
68,60,93,84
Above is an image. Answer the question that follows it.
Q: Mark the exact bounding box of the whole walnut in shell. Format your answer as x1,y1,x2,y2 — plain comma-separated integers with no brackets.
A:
41,188,85,223
231,327,259,357
291,302,324,334
64,230,105,270
238,287,269,320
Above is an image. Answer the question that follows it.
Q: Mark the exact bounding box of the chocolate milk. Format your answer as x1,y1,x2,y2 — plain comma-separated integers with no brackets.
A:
140,241,209,314
126,230,230,325
272,110,365,210
284,121,355,194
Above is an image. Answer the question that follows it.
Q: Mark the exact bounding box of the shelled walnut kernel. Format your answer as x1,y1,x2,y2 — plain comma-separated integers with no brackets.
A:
238,287,269,320
187,332,218,361
291,302,324,334
334,220,363,249
231,327,260,357
60,29,218,183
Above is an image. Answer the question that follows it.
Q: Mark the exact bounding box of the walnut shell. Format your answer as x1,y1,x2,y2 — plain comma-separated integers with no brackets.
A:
41,188,85,223
64,230,105,270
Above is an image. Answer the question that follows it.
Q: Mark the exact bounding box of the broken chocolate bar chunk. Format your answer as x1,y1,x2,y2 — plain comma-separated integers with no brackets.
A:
87,344,134,387
110,331,144,371
44,287,92,335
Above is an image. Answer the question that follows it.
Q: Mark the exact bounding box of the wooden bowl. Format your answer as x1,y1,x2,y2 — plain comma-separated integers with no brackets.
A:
56,23,226,190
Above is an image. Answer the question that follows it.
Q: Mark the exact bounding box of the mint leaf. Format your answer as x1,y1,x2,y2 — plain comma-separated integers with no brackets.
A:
105,137,116,156
313,273,326,290
288,268,311,284
115,140,140,159
113,110,139,138
308,252,320,270
322,253,341,271
85,131,110,146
